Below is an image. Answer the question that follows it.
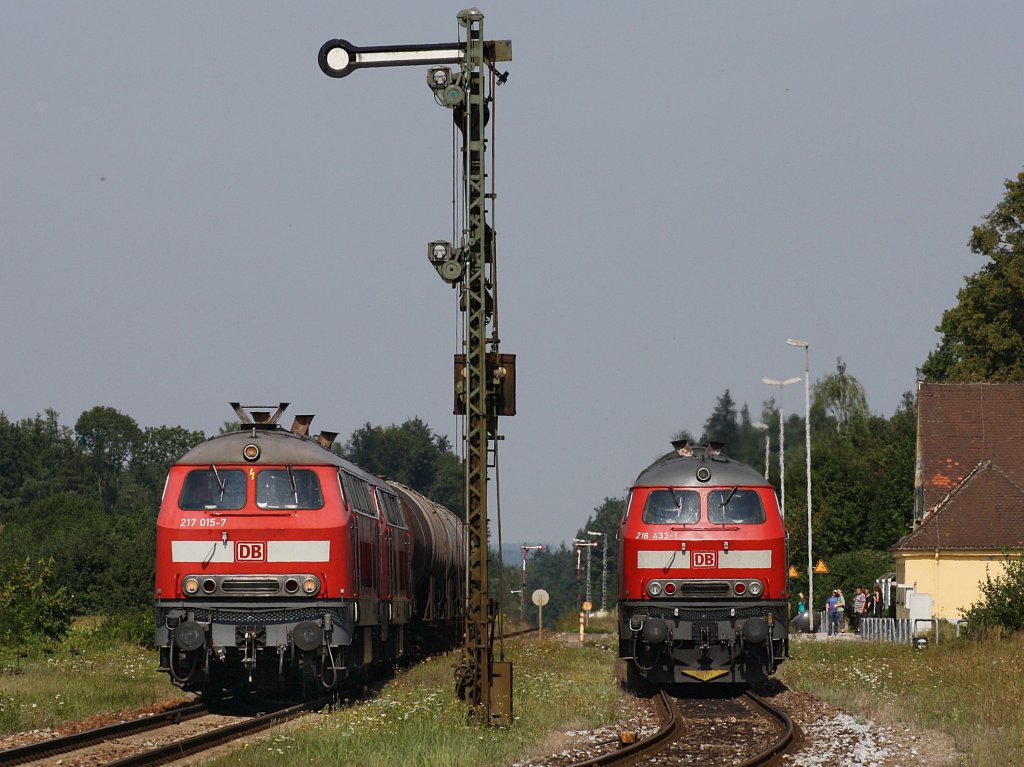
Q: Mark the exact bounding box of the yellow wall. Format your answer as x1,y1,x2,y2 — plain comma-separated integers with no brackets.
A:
895,550,1020,620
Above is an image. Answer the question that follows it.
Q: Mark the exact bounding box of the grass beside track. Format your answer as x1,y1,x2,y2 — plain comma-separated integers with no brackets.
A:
204,634,625,767
778,631,1024,767
0,631,189,734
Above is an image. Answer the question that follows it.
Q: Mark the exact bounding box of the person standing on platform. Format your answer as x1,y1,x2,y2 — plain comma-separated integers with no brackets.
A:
826,590,840,636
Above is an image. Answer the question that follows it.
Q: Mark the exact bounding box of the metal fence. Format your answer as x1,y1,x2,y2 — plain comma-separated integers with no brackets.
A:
859,617,913,643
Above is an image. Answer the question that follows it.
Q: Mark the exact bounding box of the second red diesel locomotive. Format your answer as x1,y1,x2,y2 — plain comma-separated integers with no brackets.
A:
618,441,789,687
154,403,465,698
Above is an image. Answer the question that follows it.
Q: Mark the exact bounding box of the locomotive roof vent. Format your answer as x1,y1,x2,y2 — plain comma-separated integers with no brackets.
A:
317,431,339,450
291,414,315,436
671,439,693,457
231,402,290,430
707,441,725,457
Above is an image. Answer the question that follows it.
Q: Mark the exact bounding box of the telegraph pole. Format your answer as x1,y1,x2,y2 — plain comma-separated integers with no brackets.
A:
319,9,514,725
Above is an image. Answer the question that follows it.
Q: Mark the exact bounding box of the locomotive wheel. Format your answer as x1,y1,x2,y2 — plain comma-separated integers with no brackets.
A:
624,662,656,698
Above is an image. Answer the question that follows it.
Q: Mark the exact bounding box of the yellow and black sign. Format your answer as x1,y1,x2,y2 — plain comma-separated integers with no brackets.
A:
814,559,830,574
788,565,799,578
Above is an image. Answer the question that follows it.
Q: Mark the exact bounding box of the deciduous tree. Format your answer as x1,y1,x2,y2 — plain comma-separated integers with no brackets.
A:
922,170,1024,381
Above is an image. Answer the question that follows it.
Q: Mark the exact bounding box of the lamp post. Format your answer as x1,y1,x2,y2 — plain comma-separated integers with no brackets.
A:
586,530,607,613
762,376,801,518
787,338,813,629
752,421,769,479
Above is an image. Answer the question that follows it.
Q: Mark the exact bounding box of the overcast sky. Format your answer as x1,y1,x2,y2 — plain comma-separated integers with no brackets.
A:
2,2,1022,547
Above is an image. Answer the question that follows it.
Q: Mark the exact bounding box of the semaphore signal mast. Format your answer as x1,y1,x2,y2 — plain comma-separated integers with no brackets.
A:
318,8,515,726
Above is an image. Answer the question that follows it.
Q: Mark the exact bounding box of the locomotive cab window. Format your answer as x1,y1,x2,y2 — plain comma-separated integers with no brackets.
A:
708,488,765,524
180,468,246,510
256,468,323,509
643,489,700,525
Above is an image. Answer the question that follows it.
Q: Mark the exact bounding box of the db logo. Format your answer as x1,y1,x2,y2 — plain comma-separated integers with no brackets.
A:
691,551,717,568
236,542,266,561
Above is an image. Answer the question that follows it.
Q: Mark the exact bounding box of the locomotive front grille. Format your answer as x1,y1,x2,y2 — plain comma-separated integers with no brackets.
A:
678,582,730,597
220,578,281,595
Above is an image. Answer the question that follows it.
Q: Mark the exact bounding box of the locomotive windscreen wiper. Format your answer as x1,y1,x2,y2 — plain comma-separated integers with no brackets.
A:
719,486,739,510
211,464,226,501
286,465,298,505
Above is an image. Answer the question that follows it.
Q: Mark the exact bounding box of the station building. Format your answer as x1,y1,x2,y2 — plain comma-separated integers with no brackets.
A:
891,382,1024,621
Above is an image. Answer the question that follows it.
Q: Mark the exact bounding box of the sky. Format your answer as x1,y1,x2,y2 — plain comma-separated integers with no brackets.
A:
2,2,1022,548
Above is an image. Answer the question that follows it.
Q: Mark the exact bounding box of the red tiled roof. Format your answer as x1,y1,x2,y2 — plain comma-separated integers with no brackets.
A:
896,461,1024,549
902,382,1024,551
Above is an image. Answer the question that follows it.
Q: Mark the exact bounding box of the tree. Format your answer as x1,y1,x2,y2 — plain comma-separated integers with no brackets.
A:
962,556,1024,637
701,389,739,449
921,170,1024,381
0,557,72,647
342,418,464,516
126,425,206,510
576,496,625,611
813,358,869,430
75,406,142,509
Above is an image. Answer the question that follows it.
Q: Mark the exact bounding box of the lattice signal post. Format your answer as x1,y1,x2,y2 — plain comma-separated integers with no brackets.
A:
319,9,514,725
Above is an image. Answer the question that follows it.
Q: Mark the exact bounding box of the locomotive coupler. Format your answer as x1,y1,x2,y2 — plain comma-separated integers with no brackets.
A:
628,614,647,633
242,630,258,683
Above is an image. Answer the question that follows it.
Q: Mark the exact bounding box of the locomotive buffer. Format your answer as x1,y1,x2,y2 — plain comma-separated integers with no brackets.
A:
319,9,515,726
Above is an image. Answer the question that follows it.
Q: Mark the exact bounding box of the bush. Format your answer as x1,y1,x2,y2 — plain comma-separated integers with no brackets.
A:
97,610,155,648
0,557,72,647
962,556,1024,637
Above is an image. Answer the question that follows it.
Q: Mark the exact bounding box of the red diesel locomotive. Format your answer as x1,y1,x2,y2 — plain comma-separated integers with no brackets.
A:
154,403,465,697
618,441,789,687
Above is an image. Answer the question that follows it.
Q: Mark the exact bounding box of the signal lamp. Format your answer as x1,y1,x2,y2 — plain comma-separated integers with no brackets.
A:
734,582,747,595
663,581,677,595
202,578,217,593
427,66,452,89
285,578,300,594
243,443,260,462
428,240,451,265
748,580,764,597
182,577,200,596
646,581,662,597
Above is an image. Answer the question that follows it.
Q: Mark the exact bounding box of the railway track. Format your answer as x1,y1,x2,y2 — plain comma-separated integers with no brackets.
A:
0,698,314,767
564,689,796,767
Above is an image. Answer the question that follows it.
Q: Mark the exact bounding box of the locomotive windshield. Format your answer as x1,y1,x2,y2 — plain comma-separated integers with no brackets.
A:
643,490,700,524
708,488,765,524
256,468,324,509
179,468,246,510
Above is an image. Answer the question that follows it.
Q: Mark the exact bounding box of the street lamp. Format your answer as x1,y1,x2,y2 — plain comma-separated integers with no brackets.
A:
787,338,814,630
762,376,801,518
752,421,769,479
586,530,607,613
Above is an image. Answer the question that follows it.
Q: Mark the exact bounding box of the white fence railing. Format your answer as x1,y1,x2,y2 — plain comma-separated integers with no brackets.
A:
859,617,913,643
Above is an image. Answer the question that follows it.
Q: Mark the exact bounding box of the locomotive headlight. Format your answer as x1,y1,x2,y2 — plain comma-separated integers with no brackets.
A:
182,576,200,596
301,576,321,595
646,581,662,597
748,580,764,597
243,443,260,462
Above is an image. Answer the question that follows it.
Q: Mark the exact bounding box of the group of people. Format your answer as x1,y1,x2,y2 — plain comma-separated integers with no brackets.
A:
796,585,884,635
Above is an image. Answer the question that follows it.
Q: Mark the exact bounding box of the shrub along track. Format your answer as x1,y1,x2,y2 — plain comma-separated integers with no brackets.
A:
0,698,317,767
